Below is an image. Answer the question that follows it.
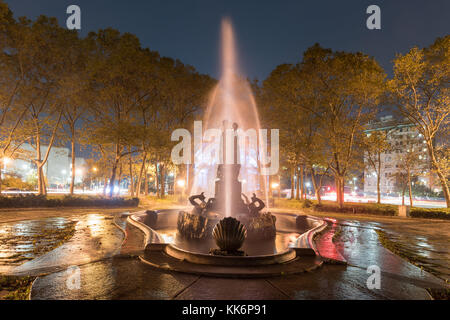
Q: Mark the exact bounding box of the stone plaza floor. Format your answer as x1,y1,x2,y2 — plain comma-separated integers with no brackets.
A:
0,207,448,300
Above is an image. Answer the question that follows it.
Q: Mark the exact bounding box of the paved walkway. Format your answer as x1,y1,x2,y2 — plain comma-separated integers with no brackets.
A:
1,212,127,275
0,206,447,299
0,207,141,224
28,211,447,300
273,208,450,282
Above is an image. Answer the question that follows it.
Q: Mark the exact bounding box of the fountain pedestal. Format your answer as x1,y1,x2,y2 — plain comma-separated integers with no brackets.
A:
213,164,249,215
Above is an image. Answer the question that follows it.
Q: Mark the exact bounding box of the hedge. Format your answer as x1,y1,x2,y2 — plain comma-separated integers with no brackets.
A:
410,207,450,220
0,194,139,208
313,202,397,216
277,199,450,220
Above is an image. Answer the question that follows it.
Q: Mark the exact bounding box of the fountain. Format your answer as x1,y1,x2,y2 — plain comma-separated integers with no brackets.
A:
129,18,328,276
177,120,276,251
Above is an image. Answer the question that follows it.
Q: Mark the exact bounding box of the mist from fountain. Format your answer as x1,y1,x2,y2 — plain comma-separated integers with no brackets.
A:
190,18,270,213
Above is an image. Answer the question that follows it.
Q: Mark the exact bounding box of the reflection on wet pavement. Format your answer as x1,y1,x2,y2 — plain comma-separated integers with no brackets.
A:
31,257,198,300
328,219,449,284
0,213,124,275
376,229,450,282
0,218,76,271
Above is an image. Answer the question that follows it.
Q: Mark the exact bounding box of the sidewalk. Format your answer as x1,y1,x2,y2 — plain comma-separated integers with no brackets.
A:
0,207,142,224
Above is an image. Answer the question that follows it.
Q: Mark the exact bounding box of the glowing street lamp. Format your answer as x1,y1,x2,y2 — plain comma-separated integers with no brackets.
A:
177,179,186,201
271,182,281,202
177,179,186,188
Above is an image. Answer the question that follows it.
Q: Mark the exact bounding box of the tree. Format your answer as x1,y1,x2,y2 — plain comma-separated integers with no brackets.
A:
85,29,151,197
363,130,391,203
262,45,386,208
394,151,422,206
301,45,386,208
259,63,321,201
59,36,90,195
389,35,450,207
11,16,76,195
0,3,29,192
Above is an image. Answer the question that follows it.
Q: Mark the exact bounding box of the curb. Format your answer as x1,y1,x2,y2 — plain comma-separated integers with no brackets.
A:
127,212,163,247
294,216,328,252
113,214,128,248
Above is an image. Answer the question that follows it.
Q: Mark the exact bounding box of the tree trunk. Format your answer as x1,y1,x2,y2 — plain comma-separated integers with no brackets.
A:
36,111,62,196
70,130,76,195
136,153,147,197
300,165,305,200
160,164,165,199
108,162,118,198
109,161,119,197
408,168,413,207
435,169,450,208
41,171,47,195
402,183,406,206
117,163,123,196
155,163,161,198
335,175,345,209
427,141,450,207
290,166,295,200
295,166,300,200
143,172,148,196
376,173,381,204
36,133,43,195
129,152,134,198
108,144,120,198
311,167,321,204
103,176,108,196
144,160,150,196
377,152,381,204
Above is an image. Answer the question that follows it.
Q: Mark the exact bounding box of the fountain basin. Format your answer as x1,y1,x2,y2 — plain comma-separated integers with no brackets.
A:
128,209,327,277
130,209,326,260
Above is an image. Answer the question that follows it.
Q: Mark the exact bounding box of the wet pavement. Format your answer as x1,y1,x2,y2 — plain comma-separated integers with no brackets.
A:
0,217,76,273
331,219,450,283
1,208,448,299
30,255,438,300
0,213,124,275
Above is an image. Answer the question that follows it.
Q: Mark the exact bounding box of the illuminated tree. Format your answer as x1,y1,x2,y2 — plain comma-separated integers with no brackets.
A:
389,35,450,207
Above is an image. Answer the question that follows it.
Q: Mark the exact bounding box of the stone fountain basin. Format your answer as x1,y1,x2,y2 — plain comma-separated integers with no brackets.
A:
129,209,326,267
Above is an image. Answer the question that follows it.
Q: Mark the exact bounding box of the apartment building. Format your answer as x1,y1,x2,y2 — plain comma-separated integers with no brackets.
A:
363,115,439,195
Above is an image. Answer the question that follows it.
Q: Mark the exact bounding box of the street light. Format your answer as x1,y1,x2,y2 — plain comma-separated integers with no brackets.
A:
271,182,280,204
177,179,186,202
177,179,186,188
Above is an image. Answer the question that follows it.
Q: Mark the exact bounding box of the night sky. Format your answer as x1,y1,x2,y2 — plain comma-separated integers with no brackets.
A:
5,0,450,80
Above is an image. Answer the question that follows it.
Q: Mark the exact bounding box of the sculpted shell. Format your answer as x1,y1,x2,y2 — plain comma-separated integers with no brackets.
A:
212,217,247,252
